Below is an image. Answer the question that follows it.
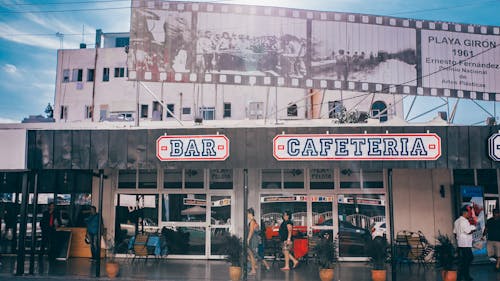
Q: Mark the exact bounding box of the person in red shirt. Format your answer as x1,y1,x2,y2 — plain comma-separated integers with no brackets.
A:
41,202,60,260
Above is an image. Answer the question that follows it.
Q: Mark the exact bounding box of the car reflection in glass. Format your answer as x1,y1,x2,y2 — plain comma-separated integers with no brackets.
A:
316,219,371,257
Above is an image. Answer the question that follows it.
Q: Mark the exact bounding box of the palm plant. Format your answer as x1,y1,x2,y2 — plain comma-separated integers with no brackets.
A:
435,233,456,271
368,236,388,270
314,238,337,269
217,234,243,266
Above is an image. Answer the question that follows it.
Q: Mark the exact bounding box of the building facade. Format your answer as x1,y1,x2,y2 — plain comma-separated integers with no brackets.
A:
2,1,500,269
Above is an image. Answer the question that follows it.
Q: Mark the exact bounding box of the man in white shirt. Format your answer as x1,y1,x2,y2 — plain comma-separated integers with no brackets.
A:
453,205,477,281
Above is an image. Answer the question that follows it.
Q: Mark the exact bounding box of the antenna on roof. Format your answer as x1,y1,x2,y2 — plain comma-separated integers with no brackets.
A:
55,32,64,49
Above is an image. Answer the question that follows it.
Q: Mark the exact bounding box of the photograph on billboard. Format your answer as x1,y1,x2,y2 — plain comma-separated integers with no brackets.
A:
311,21,417,85
128,1,500,99
129,5,193,79
421,30,500,93
196,12,307,77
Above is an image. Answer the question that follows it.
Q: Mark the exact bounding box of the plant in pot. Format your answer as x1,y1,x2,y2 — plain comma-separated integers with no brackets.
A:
217,234,243,281
104,233,119,279
313,236,337,281
367,236,389,281
435,233,457,281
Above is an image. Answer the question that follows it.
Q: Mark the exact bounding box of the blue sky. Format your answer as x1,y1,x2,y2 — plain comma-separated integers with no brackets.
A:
0,0,499,124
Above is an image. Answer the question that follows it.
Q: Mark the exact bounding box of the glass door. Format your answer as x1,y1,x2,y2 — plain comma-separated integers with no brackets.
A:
208,194,232,258
337,194,386,258
310,195,335,239
160,193,207,257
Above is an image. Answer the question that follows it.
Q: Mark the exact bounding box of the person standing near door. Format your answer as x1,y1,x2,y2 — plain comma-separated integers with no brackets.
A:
41,202,61,260
85,206,104,261
454,205,476,281
483,208,500,271
279,211,299,271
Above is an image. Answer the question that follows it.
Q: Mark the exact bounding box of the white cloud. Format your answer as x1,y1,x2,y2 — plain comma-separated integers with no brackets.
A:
3,64,17,74
0,22,61,49
0,117,20,124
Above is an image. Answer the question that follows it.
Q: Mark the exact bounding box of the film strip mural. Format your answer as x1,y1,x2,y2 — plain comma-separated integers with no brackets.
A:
128,0,500,101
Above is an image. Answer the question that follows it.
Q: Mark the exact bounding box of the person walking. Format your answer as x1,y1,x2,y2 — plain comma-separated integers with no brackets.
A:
279,211,299,271
247,208,270,275
40,202,61,260
454,205,476,281
85,206,104,261
483,208,500,271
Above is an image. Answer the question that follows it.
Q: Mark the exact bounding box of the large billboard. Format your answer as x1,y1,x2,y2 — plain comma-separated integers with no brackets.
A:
129,1,500,100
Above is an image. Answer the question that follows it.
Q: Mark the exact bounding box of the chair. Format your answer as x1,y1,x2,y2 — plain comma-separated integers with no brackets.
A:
132,233,152,262
393,231,413,272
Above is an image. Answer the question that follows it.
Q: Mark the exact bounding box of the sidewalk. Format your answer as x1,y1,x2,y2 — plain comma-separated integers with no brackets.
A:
0,256,498,280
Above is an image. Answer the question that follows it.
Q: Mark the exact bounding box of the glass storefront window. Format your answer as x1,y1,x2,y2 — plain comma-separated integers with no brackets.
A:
162,194,207,222
185,169,204,189
312,197,334,226
337,194,386,257
310,169,334,189
340,169,361,188
262,169,281,189
210,228,230,255
164,169,182,189
138,170,157,189
118,170,136,189
363,170,384,189
453,169,475,186
115,194,159,253
260,194,308,244
211,195,231,225
477,169,498,194
284,169,304,189
209,169,233,189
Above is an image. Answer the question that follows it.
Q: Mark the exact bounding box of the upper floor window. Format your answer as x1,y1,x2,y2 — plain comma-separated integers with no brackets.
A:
247,102,264,119
199,107,215,120
141,104,148,118
328,101,343,119
114,67,125,78
223,103,231,118
72,69,83,82
287,103,298,117
85,105,92,119
115,37,129,48
87,69,95,82
166,104,175,118
62,69,70,82
371,101,388,122
60,105,68,120
103,67,110,81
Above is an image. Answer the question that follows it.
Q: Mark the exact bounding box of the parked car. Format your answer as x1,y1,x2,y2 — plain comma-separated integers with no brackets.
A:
371,221,386,239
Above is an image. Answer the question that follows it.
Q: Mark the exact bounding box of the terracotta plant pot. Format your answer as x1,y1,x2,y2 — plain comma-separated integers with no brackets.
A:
371,269,387,281
229,266,242,281
441,270,457,281
105,261,119,278
319,268,334,281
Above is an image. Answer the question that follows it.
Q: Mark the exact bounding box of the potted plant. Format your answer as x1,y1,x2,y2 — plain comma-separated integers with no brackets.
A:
435,233,457,281
104,234,119,278
313,237,337,281
217,234,243,281
368,236,388,281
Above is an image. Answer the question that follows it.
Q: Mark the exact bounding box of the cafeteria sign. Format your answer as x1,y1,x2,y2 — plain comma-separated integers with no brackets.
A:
157,135,229,161
273,133,441,161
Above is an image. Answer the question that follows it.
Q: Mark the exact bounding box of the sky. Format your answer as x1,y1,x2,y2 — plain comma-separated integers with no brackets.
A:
0,0,499,124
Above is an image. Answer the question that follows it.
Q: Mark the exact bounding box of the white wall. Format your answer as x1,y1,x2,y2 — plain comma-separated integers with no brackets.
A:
392,168,454,241
0,129,26,170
